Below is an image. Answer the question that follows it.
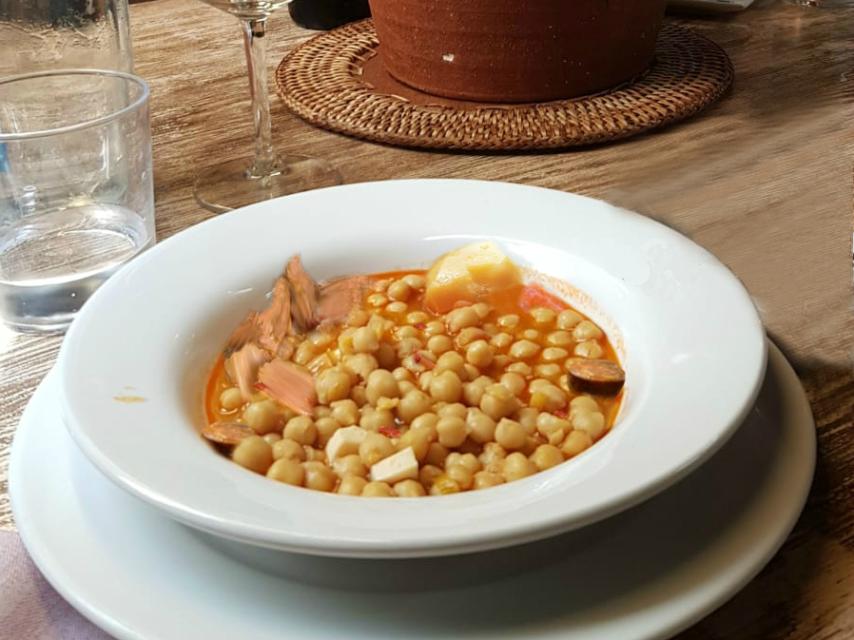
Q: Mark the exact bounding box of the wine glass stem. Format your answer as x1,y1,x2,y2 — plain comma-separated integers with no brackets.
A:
240,17,276,178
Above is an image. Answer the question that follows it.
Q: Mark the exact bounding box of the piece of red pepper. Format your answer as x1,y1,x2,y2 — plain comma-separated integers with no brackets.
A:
379,425,401,438
554,408,568,419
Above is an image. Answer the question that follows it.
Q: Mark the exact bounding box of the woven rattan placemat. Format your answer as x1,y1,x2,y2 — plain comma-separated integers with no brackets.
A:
275,20,733,151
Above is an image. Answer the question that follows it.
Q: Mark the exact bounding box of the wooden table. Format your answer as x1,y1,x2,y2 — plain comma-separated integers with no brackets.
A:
1,0,851,637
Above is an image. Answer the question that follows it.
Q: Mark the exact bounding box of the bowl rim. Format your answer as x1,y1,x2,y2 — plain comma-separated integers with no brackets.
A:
59,179,767,558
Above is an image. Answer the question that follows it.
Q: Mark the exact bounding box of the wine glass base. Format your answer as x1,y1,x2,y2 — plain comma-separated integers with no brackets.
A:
194,154,343,213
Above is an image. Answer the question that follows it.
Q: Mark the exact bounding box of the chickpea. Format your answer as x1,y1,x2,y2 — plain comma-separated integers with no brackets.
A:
423,320,445,337
531,444,564,471
315,369,351,405
394,326,419,341
458,453,482,474
429,370,463,403
447,306,479,333
546,330,573,348
446,464,474,490
362,481,395,497
350,385,368,407
359,432,396,466
232,436,273,474
436,416,467,448
293,340,316,366
482,323,499,336
522,436,541,457
427,334,453,356
509,339,540,360
493,355,512,369
402,274,426,290
535,363,562,380
376,343,398,370
365,369,401,406
557,310,583,330
438,402,467,419
491,332,513,350
571,411,606,439
473,471,505,490
419,372,436,393
516,407,540,434
242,399,281,435
529,384,567,413
409,412,439,434
219,387,243,411
536,413,571,445
394,479,426,497
398,427,434,462
462,363,480,382
573,320,603,341
480,384,519,421
332,453,368,478
495,418,527,450
284,415,317,445
387,279,412,302
367,293,387,307
342,354,378,381
457,327,487,347
263,433,282,446
530,307,556,326
386,301,408,315
313,405,333,420
465,340,494,368
574,341,604,359
502,452,537,482
430,476,461,495
570,395,600,412
497,314,519,328
479,442,507,468
419,464,443,488
406,311,429,325
562,429,593,457
396,337,423,359
352,326,380,353
499,372,526,396
395,389,430,423
506,362,532,376
304,446,327,463
347,308,370,327
359,407,395,432
425,442,450,467
434,351,466,377
541,347,569,363
272,438,306,461
338,475,368,496
330,399,359,426
267,458,305,485
466,408,496,444
444,452,464,468
469,302,489,318
314,417,341,447
463,376,492,406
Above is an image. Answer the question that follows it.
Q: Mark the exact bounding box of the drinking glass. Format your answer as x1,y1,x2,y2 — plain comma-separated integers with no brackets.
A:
0,0,134,76
0,70,154,332
194,0,342,213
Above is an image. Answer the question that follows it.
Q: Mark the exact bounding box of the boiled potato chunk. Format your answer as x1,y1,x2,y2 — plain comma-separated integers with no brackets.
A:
425,242,521,312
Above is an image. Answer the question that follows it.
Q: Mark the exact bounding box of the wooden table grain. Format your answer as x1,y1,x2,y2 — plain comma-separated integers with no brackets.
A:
1,0,852,637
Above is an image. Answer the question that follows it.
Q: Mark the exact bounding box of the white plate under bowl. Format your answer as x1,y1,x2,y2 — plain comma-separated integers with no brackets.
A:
11,343,814,639
58,179,766,558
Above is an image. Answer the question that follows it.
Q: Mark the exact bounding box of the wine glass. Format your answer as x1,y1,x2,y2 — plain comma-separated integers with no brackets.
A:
194,0,342,213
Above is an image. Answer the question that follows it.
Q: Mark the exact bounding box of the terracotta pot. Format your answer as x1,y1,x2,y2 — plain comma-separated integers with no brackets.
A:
368,0,667,103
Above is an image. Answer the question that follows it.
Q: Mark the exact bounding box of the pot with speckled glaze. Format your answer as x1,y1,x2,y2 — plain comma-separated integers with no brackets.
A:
368,0,667,103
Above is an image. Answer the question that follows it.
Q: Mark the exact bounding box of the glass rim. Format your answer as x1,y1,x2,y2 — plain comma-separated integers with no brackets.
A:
0,69,150,142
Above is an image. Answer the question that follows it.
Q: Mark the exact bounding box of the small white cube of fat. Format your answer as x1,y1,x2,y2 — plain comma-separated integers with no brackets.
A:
325,426,368,461
370,447,419,484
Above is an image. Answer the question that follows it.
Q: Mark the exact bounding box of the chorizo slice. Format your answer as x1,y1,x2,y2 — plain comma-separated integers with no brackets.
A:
566,358,625,395
201,421,254,446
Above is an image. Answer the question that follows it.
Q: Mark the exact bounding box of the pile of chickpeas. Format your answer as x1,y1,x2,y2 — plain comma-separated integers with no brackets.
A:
209,271,621,497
